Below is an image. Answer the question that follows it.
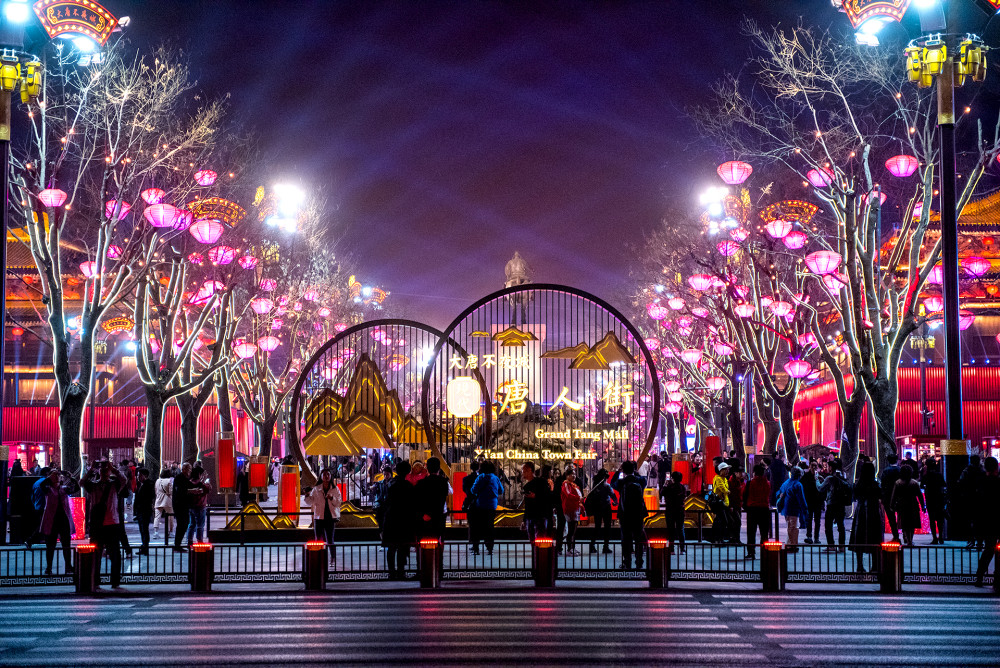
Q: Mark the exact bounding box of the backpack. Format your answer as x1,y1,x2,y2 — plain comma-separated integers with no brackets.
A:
31,479,47,511
831,476,853,507
620,477,646,516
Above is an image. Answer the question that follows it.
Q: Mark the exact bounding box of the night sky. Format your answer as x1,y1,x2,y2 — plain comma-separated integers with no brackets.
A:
121,1,918,328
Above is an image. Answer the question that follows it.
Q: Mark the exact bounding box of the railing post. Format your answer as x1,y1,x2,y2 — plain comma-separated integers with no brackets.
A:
647,537,670,589
761,540,784,592
418,538,442,589
993,543,1000,595
303,541,327,591
532,537,557,587
879,541,903,593
189,542,214,592
74,544,97,594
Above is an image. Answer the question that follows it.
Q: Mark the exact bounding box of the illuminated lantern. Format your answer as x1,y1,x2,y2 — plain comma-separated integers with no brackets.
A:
805,250,842,274
257,335,280,352
735,303,755,318
250,297,274,314
988,285,1000,296
717,160,753,185
760,296,774,309
784,359,813,378
797,333,817,347
959,310,975,331
647,303,668,320
927,264,943,285
187,252,204,265
861,190,887,206
238,255,259,270
823,273,847,292
783,230,807,249
293,302,303,312
334,323,349,333
769,300,793,317
260,278,277,291
279,465,300,516
105,200,131,219
271,318,283,330
207,245,237,264
665,380,681,392
447,376,481,418
714,342,734,355
733,285,750,299
11,327,22,337
248,459,268,490
691,306,709,318
643,337,659,350
149,337,161,354
194,169,218,186
667,297,685,310
234,339,258,359
190,280,223,305
706,376,726,391
303,289,319,301
764,219,792,239
38,188,67,208
665,401,683,414
885,154,919,178
106,245,122,259
912,202,923,219
217,435,235,491
677,316,693,329
317,307,331,318
717,240,740,256
172,209,193,231
141,188,166,204
79,260,98,278
190,218,224,244
143,203,178,228
668,391,684,401
806,168,834,188
688,274,714,291
680,349,702,364
963,256,991,278
731,228,749,242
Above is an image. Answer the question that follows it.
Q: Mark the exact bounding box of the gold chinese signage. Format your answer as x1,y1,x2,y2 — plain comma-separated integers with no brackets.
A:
33,0,117,46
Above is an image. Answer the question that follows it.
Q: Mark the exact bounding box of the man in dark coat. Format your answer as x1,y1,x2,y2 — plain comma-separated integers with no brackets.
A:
660,471,688,553
800,460,824,544
959,456,986,549
879,455,902,543
414,457,450,539
172,463,193,553
974,457,1000,587
768,456,788,508
382,461,416,580
611,461,648,569
134,468,155,555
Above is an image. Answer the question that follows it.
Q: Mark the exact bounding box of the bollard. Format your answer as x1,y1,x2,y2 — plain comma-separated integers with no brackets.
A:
761,540,784,592
418,538,443,589
647,537,671,589
532,537,557,587
993,543,1000,595
303,541,328,591
189,542,214,592
74,544,98,594
879,541,903,593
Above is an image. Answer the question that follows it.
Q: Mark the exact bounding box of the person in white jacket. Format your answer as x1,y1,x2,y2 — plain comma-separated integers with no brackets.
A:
306,468,342,564
153,470,173,540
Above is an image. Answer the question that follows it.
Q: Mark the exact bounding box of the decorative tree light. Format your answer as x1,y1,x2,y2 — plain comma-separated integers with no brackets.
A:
713,342,734,355
885,154,919,178
783,230,807,249
647,303,668,320
317,307,331,318
735,303,755,318
234,339,257,359
79,261,98,278
764,219,792,239
805,250,842,274
334,323,348,332
207,245,237,264
691,306,709,318
927,264,943,285
643,337,660,350
667,297,685,310
143,203,178,228
959,310,976,331
784,359,813,378
760,296,774,309
706,376,727,391
769,300,794,317
680,349,703,364
257,335,280,352
141,188,166,204
193,169,218,186
664,380,681,392
187,252,204,266
797,333,818,347
963,256,992,278
271,318,283,330
446,376,482,418
688,274,714,291
806,168,834,187
717,160,753,185
293,302,303,312
665,401,683,414
668,391,684,401
38,188,68,208
105,200,131,219
822,273,847,292
861,190,887,206
717,240,740,256
731,228,749,242
106,245,123,259
238,255,259,270
260,278,277,291
190,218,224,244
923,295,944,312
303,289,319,302
250,297,274,314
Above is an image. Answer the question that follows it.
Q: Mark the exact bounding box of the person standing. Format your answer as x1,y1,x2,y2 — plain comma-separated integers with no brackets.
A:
801,461,824,544
921,459,947,544
153,470,173,541
818,459,851,552
585,469,615,554
39,469,74,575
850,461,885,573
414,457,450,539
134,468,155,556
959,456,986,550
743,464,772,559
728,466,746,545
709,463,731,544
381,461,416,580
776,467,808,552
521,462,552,541
81,461,126,590
879,455,902,543
307,468,342,564
612,461,648,569
890,465,925,546
553,466,571,552
660,471,688,554
768,456,788,508
462,461,480,548
185,467,212,545
172,463,193,552
974,457,1000,587
560,469,583,555
470,461,503,556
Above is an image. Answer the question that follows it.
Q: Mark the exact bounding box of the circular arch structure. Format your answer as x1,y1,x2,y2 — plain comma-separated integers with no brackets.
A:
421,284,660,503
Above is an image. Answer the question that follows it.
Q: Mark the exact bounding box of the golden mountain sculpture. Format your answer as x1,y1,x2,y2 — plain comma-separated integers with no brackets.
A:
492,326,538,347
540,332,637,370
470,331,492,337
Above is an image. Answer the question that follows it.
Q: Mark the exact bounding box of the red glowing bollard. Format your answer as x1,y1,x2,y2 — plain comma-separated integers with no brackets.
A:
533,537,557,588
74,544,98,594
303,540,327,591
189,542,214,592
647,537,670,589
761,540,784,592
418,538,443,589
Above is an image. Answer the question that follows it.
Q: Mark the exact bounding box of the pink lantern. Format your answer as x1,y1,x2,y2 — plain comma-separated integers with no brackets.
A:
260,278,277,291
172,209,193,231
193,169,218,186
717,240,740,256
106,245,123,259
959,310,975,331
105,200,131,219
677,316,693,329
149,337,161,354
714,342,734,355
784,359,813,378
233,339,258,359
190,218,224,244
923,295,944,312
271,318,283,330
647,303,668,320
141,188,166,204
805,250,842,275
250,297,274,314
797,333,817,347
732,285,750,299
79,260,98,278
731,228,749,242
667,297,685,310
912,202,923,219
822,273,847,292
963,256,991,278
187,252,204,265
665,401,683,414
38,188,68,208
665,380,681,392
691,306,709,318
643,337,660,351
239,255,259,270
313,322,324,332
666,368,678,377
293,302,303,312
927,264,943,285
760,296,774,309
257,335,280,352
303,289,319,302
717,160,753,185
861,190,887,207
706,376,727,391
806,168,834,188
680,349,703,364
735,303,755,318
769,300,794,317
190,280,223,305
317,307,331,318
334,323,348,333
668,391,684,402
885,155,919,178
688,274,714,291
207,245,237,265
783,230,807,249
765,219,792,239
143,203,179,228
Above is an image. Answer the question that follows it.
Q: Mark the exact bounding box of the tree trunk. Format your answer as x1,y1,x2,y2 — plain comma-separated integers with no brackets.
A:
256,417,277,458
840,391,865,482
727,382,745,462
217,376,233,432
143,389,166,473
761,419,780,457
869,379,899,463
58,386,86,474
776,393,799,463
665,414,676,455
178,394,200,464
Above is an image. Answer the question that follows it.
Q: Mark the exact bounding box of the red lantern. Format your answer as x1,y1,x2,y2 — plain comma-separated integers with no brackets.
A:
717,160,753,185
141,188,166,204
765,219,792,239
106,245,123,259
805,250,842,275
784,359,812,378
248,459,267,489
143,203,178,228
806,168,834,188
38,188,67,208
194,169,218,186
11,326,23,337
783,230,807,249
963,256,992,278
688,274,714,291
885,155,919,178
217,435,235,490
279,465,300,516
190,218,224,244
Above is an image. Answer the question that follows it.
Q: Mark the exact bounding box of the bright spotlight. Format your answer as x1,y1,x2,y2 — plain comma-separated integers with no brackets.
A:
273,183,305,217
3,0,29,24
